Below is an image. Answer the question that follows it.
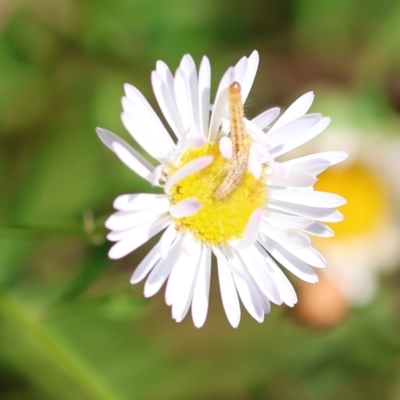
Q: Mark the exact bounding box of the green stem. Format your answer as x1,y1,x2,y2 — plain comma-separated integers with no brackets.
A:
0,225,105,245
0,289,123,400
0,225,85,237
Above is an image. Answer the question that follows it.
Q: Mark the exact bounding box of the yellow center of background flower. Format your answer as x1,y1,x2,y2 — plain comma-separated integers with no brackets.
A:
169,143,266,244
315,162,389,237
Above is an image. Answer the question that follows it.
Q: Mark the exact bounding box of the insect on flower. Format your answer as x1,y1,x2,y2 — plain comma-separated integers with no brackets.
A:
214,82,251,200
96,51,347,328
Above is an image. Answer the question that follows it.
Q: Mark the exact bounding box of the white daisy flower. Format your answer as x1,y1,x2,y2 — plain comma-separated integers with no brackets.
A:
96,50,347,328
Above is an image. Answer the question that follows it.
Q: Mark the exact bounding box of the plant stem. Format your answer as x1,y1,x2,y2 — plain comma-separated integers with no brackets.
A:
0,289,123,400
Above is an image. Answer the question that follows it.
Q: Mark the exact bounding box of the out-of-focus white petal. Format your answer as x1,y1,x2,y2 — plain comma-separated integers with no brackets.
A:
251,107,280,129
240,50,259,103
269,188,347,208
262,211,314,230
267,114,322,149
244,119,272,147
282,151,348,176
270,117,331,158
301,221,334,237
267,201,344,222
270,91,314,132
267,170,317,187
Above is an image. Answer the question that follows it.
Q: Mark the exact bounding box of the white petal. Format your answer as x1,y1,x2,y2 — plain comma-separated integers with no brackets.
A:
143,234,184,297
237,247,282,304
219,136,233,159
233,56,248,91
155,60,175,93
213,246,248,281
267,170,317,187
267,114,322,149
258,235,318,283
164,155,214,193
171,238,203,322
149,165,166,186
158,223,179,258
244,119,272,147
208,66,234,142
170,198,202,218
302,221,334,237
248,146,262,179
198,56,211,137
269,188,347,208
259,225,311,249
251,107,280,129
287,246,326,268
130,243,161,284
121,111,171,164
113,193,167,211
165,235,199,308
262,210,314,230
282,151,348,175
105,198,170,231
231,258,264,322
151,70,185,139
97,128,154,182
123,84,175,152
234,209,263,250
270,91,314,132
180,54,201,134
174,67,197,136
267,201,344,222
270,117,331,158
216,252,241,328
108,215,170,259
240,50,259,103
261,251,298,306
257,289,271,314
191,247,212,328
270,161,289,178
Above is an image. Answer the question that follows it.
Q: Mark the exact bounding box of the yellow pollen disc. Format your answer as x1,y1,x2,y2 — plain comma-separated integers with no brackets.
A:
169,143,266,244
315,162,389,238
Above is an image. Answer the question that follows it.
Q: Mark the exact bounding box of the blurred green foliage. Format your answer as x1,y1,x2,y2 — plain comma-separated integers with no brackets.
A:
1,0,400,399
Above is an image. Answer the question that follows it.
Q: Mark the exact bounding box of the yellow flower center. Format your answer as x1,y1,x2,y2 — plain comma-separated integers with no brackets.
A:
169,143,266,244
315,162,389,238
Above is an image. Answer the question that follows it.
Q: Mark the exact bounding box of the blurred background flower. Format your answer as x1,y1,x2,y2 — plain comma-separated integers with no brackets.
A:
1,0,400,399
295,128,400,328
